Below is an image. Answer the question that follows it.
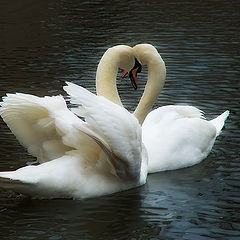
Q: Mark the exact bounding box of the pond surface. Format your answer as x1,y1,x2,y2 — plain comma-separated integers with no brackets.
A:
0,0,239,239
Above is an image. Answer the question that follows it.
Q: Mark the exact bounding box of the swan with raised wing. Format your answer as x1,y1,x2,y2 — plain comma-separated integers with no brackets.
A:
0,45,148,199
0,82,147,199
0,45,135,164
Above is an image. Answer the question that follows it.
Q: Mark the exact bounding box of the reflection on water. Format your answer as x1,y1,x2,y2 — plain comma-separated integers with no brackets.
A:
0,0,239,239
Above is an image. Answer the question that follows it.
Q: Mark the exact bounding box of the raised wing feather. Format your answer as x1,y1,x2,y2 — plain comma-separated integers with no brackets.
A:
0,93,80,163
63,82,142,180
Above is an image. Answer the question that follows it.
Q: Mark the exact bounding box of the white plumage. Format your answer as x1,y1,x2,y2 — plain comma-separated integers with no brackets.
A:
129,44,229,173
0,93,79,163
0,83,147,199
0,44,229,199
142,105,229,173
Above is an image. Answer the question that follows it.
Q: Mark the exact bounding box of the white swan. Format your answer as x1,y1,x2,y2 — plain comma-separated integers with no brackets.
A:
99,44,229,173
0,45,134,164
127,44,230,173
0,45,149,199
0,82,147,199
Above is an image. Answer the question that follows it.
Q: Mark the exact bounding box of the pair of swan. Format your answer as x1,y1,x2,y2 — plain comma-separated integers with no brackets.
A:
0,44,229,199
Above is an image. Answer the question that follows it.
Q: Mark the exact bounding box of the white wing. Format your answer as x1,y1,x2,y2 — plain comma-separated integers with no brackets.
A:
0,93,82,163
64,82,143,180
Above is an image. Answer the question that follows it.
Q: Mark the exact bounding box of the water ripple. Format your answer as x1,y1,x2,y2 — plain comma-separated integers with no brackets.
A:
0,0,239,239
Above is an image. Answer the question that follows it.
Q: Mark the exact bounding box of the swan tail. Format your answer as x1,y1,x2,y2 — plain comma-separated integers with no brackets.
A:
210,110,230,136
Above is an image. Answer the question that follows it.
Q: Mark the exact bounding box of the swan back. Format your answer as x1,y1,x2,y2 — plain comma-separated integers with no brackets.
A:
142,105,229,173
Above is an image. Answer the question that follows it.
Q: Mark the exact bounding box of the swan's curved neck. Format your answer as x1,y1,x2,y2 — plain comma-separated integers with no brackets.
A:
96,44,166,125
134,48,166,125
96,46,134,106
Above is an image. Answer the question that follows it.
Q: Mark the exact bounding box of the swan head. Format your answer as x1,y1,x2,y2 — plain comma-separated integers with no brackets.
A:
107,45,136,72
122,44,161,90
96,45,136,105
98,45,139,87
132,44,160,65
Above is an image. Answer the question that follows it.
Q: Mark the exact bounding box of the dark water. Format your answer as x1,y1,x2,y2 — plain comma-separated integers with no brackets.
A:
0,0,239,239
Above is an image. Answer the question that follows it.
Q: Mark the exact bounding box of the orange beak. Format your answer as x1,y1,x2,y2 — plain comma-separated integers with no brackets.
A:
130,67,138,89
122,58,142,90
